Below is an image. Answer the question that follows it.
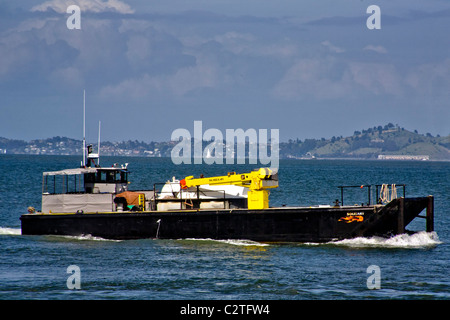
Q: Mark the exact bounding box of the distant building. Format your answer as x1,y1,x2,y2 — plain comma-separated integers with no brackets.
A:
378,155,429,161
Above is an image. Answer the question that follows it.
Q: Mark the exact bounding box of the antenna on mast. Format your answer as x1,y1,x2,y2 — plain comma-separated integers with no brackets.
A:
82,90,86,167
97,121,101,166
81,91,101,168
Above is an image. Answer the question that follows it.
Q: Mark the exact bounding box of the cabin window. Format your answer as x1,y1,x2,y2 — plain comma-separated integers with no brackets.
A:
43,174,85,194
43,169,128,195
85,173,95,183
120,171,128,183
95,170,125,183
97,171,107,182
106,171,115,183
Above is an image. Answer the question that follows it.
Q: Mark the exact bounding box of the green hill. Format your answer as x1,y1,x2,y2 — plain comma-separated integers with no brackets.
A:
280,124,450,160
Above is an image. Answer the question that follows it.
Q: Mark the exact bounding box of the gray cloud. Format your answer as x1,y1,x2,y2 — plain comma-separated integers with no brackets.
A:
0,1,449,141
31,0,134,14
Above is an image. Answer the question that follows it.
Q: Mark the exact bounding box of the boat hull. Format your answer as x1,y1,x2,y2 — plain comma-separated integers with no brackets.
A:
20,197,433,242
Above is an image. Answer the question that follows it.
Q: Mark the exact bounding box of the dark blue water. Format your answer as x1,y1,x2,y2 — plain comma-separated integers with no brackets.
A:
0,155,448,300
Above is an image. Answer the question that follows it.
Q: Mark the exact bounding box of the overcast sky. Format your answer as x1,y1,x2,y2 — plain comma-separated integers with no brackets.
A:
0,0,449,142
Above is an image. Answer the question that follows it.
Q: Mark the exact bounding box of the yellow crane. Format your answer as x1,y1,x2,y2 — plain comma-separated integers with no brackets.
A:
180,168,278,210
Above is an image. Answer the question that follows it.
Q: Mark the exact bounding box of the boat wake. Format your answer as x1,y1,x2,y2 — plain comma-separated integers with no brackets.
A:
183,238,270,247
0,227,121,242
325,231,442,249
0,227,21,235
3,226,440,249
55,234,122,242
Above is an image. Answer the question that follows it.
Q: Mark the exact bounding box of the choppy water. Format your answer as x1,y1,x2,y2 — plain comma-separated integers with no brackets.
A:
0,155,449,300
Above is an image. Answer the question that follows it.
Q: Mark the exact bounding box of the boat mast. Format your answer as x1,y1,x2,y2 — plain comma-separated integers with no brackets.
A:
82,90,86,167
97,120,101,166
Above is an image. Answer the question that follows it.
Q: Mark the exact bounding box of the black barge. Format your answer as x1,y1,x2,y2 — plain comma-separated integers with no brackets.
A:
20,154,434,242
21,196,434,242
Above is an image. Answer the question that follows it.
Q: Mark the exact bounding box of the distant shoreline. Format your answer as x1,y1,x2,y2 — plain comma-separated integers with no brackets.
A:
1,124,449,160
1,153,449,163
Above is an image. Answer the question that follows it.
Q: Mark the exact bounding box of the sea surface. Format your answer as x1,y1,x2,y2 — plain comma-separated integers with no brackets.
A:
0,155,448,300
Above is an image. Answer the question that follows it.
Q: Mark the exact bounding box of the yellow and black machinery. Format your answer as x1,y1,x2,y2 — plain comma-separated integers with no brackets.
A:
180,168,278,210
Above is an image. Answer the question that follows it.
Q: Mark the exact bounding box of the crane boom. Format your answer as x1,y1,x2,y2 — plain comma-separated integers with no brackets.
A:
180,168,278,210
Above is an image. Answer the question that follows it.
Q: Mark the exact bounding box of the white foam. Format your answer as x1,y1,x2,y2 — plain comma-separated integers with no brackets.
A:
0,227,21,235
57,234,122,242
216,239,270,247
184,238,269,247
328,231,442,249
